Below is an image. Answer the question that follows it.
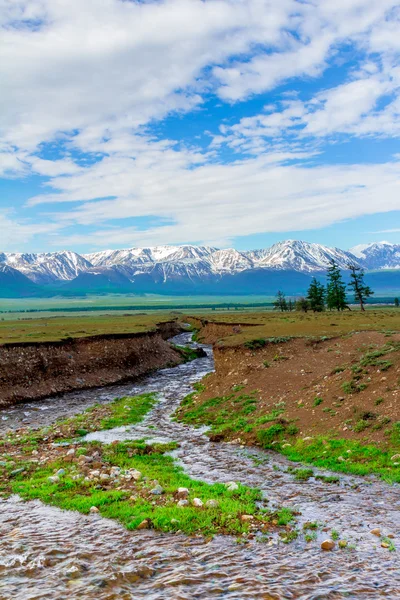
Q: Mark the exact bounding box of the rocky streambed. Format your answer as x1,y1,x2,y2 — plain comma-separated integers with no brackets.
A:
0,333,399,599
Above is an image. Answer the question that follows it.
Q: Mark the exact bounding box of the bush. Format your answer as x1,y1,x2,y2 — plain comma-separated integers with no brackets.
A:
244,338,267,350
257,424,285,447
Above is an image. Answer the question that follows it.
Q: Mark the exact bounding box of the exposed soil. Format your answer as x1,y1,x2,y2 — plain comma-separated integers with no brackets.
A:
185,328,400,447
0,321,183,407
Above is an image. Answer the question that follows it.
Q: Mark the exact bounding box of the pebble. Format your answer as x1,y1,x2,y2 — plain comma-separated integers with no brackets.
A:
48,475,60,484
225,481,239,492
391,454,400,461
205,499,219,508
192,498,203,507
100,473,110,481
66,449,75,456
10,468,26,477
240,514,253,522
89,506,99,513
150,485,164,495
370,528,381,537
137,519,150,530
321,540,335,551
177,499,189,507
56,469,65,476
176,487,189,499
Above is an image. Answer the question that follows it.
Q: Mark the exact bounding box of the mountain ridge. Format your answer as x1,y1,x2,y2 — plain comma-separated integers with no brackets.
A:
0,240,399,297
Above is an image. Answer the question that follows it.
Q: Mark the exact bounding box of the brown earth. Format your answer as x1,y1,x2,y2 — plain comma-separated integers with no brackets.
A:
187,325,400,447
0,321,183,407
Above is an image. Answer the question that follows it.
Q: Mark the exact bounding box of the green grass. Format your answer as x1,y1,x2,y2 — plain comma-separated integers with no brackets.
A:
257,433,400,484
0,313,177,344
0,391,292,537
9,441,272,537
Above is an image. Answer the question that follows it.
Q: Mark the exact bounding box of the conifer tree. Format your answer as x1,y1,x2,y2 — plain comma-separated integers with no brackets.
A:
307,277,325,312
394,297,399,308
348,264,373,311
326,261,348,311
274,290,288,312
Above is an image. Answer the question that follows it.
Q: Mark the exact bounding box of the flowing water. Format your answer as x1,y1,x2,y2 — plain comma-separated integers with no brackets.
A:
0,333,399,599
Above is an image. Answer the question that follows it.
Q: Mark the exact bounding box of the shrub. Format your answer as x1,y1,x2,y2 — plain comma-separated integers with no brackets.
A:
313,397,323,406
257,424,285,447
244,338,266,350
286,424,299,436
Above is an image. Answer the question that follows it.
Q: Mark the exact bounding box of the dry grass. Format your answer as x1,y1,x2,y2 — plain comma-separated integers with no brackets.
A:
0,313,177,344
190,310,400,347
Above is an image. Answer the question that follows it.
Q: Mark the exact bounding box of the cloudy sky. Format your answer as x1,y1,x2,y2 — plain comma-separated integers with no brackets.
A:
1,0,400,253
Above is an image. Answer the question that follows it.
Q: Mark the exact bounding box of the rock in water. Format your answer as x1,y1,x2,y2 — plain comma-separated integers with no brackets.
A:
321,540,335,551
370,528,381,537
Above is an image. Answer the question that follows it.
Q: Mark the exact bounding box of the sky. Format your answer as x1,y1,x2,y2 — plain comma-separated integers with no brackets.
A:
1,0,400,254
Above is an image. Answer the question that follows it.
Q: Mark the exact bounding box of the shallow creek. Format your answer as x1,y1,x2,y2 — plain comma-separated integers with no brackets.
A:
0,333,399,599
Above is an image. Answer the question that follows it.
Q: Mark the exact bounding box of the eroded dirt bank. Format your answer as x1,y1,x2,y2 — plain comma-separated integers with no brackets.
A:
179,327,400,448
0,321,183,407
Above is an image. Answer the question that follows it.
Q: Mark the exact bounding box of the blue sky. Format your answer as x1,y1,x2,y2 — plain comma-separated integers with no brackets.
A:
1,0,400,254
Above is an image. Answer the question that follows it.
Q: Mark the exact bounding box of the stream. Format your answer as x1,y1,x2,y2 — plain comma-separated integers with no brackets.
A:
0,332,399,599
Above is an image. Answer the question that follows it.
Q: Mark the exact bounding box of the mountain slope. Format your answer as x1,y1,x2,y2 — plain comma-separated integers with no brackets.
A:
248,240,358,272
0,265,42,297
350,242,400,270
2,251,92,284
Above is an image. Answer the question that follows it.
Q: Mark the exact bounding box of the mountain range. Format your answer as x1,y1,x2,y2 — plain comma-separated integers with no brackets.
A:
0,240,399,298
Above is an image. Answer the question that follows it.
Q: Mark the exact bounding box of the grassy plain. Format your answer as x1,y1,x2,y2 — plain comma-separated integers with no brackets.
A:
189,309,400,347
0,313,177,344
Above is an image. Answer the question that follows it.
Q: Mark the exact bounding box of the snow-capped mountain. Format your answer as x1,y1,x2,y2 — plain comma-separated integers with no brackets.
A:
350,242,400,270
247,240,357,273
0,251,92,284
0,241,399,297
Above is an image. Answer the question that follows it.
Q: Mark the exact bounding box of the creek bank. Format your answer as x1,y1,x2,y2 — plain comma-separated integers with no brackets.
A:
176,328,400,482
0,321,183,407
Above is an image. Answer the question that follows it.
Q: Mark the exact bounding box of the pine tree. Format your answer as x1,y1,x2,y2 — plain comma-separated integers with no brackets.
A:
348,264,373,311
326,261,348,311
274,290,288,312
307,277,325,312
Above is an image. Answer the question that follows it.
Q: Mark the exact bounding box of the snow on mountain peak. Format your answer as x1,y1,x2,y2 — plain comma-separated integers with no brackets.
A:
1,240,398,286
349,242,400,270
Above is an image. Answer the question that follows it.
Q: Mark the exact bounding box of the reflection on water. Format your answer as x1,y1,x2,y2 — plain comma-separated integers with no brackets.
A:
0,333,399,599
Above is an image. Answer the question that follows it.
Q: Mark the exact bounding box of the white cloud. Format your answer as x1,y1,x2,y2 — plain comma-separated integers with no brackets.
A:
0,0,298,152
1,0,400,252
22,140,400,249
0,211,60,251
